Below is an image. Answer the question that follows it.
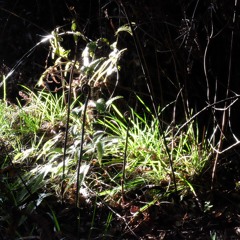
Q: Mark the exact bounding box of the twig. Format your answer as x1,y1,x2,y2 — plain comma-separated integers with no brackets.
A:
211,0,238,189
76,84,91,208
210,139,240,155
121,111,130,204
61,34,78,204
174,95,239,138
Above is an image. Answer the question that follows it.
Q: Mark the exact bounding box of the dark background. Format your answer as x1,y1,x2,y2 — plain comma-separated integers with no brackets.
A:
1,0,240,139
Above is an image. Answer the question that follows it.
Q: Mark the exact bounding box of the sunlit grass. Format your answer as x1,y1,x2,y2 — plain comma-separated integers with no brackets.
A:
0,88,210,199
0,87,211,238
92,98,210,201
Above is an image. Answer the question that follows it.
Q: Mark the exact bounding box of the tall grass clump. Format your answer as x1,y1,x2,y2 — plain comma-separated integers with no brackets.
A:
94,97,210,202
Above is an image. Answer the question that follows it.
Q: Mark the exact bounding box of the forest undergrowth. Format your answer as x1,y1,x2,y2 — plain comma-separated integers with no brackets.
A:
1,1,240,239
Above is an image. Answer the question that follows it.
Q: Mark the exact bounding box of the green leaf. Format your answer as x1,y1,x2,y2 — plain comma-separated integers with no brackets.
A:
115,23,135,36
105,96,123,109
96,140,104,164
71,19,77,32
96,98,106,113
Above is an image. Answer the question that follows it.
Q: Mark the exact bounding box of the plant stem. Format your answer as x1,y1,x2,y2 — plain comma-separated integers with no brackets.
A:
121,111,130,203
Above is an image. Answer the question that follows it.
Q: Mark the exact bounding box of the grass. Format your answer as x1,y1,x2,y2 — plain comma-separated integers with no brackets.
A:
0,85,211,238
95,99,209,204
0,19,213,238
